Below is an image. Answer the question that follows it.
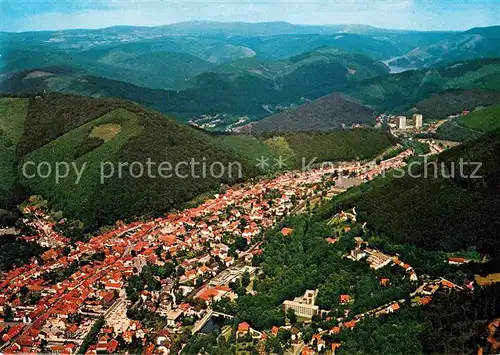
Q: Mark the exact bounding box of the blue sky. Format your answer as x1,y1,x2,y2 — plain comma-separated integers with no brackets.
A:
1,0,499,32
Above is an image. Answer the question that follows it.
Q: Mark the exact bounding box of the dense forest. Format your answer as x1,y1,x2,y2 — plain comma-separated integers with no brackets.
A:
415,89,500,120
338,285,500,354
316,129,500,255
15,94,261,230
0,235,46,272
213,214,414,330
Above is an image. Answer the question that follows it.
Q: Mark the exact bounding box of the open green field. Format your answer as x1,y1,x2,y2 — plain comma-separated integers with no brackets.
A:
89,123,122,141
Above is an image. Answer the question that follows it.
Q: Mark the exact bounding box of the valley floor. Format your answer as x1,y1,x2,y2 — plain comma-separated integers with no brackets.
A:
0,147,414,354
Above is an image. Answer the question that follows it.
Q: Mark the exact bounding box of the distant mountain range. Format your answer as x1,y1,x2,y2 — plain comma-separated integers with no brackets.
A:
388,26,500,68
345,57,500,113
1,22,500,131
3,56,500,131
0,47,389,119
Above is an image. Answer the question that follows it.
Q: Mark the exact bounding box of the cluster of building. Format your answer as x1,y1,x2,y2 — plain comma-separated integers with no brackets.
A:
376,113,423,130
0,138,423,354
2,154,386,354
363,148,414,181
349,236,418,281
410,277,463,306
392,113,423,130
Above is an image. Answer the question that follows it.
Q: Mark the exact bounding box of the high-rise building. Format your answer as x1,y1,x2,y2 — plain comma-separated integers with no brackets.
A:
412,113,423,128
396,116,407,129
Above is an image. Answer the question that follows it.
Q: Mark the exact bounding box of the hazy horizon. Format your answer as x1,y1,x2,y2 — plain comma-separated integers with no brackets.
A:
2,0,499,33
0,19,470,34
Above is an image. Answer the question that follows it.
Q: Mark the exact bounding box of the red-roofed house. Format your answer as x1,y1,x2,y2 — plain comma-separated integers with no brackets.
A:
329,326,341,335
331,343,342,354
343,320,357,329
106,339,119,353
237,322,250,337
340,294,351,304
448,257,469,265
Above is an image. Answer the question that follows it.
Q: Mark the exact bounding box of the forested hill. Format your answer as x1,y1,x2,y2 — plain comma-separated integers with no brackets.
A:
344,58,500,114
1,94,396,232
414,89,500,120
1,94,263,230
0,47,388,120
3,57,500,126
320,128,500,256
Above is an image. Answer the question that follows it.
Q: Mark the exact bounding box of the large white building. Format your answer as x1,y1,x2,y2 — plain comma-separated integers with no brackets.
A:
396,116,407,129
283,289,319,318
412,113,423,128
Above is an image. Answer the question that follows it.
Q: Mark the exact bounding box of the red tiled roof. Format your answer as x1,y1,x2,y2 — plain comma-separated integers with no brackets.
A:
238,322,250,332
330,326,341,334
441,279,455,288
343,320,357,329
340,294,351,303
197,289,219,301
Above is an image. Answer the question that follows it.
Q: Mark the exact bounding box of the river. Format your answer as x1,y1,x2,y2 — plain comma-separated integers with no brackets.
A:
382,57,418,74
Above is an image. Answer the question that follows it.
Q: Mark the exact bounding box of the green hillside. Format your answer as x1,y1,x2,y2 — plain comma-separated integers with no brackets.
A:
0,47,389,120
321,129,500,255
0,97,28,195
216,135,285,168
388,26,500,68
458,105,500,132
12,94,261,228
79,48,216,89
414,89,500,119
5,55,500,129
193,47,389,102
345,58,500,113
219,129,394,169
1,94,394,230
433,103,500,142
282,129,394,165
434,119,482,142
1,46,215,91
